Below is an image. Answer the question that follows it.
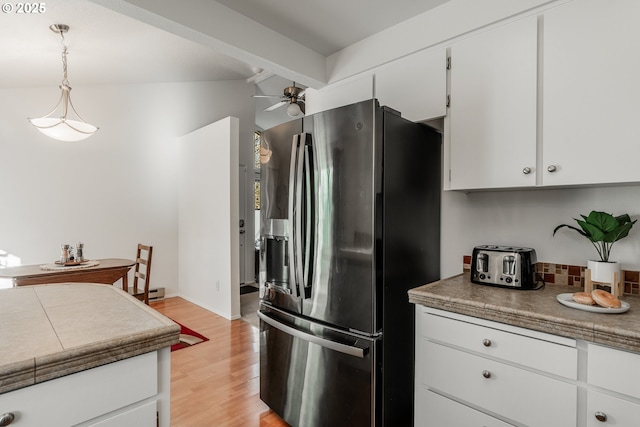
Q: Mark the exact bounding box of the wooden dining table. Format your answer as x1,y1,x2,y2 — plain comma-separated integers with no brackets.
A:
0,258,136,290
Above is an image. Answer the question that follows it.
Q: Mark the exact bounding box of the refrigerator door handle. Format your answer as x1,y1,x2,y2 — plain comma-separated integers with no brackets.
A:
257,311,369,358
301,134,315,295
288,134,304,299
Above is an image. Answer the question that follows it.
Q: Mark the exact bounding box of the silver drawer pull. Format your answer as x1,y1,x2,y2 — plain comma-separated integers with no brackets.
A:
594,411,607,422
522,167,531,175
482,339,492,347
482,370,491,379
547,164,557,172
0,413,15,426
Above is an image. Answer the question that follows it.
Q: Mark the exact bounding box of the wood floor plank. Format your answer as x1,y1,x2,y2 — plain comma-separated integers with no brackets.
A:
151,297,290,427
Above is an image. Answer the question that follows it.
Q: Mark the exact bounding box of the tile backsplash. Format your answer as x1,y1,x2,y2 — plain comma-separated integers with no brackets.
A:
462,255,640,296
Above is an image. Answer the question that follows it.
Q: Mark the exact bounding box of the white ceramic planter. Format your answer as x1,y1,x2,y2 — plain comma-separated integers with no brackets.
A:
587,260,621,284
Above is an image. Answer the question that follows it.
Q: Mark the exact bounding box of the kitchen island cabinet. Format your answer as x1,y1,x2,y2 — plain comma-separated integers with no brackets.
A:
410,275,640,426
0,283,179,427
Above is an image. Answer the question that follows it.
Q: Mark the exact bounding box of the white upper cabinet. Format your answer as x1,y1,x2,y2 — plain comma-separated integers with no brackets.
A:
375,48,447,122
448,16,538,190
304,74,374,115
542,0,640,186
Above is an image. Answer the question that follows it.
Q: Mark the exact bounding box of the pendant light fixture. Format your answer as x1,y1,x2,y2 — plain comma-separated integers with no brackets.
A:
28,24,98,142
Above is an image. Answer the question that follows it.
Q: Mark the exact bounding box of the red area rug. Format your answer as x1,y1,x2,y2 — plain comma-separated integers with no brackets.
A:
171,321,209,352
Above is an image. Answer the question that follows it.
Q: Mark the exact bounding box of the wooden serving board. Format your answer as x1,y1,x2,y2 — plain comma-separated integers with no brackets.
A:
54,260,89,266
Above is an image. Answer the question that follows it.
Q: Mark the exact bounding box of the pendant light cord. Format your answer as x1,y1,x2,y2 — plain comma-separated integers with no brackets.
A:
59,30,70,88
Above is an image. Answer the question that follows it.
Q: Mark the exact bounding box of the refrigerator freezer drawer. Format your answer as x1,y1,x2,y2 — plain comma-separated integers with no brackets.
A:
259,307,380,427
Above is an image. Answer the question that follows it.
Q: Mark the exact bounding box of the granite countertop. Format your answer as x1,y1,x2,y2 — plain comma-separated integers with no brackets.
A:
0,283,180,394
408,274,640,353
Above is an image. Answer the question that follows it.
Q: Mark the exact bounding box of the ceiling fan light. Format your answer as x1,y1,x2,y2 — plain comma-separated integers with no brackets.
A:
287,102,302,117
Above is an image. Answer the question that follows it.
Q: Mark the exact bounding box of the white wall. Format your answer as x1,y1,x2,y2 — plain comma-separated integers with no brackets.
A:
441,186,640,278
0,80,255,297
178,117,240,319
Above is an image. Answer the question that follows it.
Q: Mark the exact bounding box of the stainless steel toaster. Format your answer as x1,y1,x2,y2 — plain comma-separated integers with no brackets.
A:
470,245,539,289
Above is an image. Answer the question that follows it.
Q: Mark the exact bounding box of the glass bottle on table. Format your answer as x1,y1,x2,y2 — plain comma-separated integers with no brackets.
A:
60,244,70,264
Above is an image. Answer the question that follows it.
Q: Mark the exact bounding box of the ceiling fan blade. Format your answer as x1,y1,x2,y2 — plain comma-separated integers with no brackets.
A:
298,101,305,114
264,101,287,111
297,89,306,98
252,94,284,99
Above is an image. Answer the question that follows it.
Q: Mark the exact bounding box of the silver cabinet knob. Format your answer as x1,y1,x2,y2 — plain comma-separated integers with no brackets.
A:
522,167,531,175
483,339,492,347
594,411,607,422
482,370,491,379
547,165,557,172
0,413,15,426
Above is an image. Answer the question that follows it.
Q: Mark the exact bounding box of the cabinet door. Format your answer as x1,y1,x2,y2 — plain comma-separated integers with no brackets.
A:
587,343,640,399
376,48,447,122
543,0,640,186
448,16,538,190
304,74,374,115
587,390,640,427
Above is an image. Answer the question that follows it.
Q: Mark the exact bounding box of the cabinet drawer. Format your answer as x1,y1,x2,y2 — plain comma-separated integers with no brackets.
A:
86,400,157,427
0,352,157,427
588,343,640,399
423,341,577,427
417,389,513,427
587,390,640,426
422,311,577,379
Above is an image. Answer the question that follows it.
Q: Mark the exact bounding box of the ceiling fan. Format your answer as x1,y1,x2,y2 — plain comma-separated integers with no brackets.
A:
253,82,306,117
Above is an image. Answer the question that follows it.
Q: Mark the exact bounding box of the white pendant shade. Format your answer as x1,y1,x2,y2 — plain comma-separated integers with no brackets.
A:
29,117,98,142
28,24,98,142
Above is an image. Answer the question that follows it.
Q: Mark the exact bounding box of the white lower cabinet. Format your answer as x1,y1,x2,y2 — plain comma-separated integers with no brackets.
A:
418,389,513,427
0,350,169,427
586,390,640,427
423,341,576,426
416,307,578,427
416,306,640,427
585,343,640,425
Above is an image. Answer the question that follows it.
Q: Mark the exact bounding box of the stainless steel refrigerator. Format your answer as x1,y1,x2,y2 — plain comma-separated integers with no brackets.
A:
258,99,441,427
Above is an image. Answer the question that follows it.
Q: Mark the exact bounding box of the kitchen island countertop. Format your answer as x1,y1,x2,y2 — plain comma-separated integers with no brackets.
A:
409,274,640,353
0,283,179,394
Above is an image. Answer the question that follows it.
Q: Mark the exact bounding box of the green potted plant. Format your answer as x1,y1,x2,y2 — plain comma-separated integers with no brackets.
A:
553,211,636,283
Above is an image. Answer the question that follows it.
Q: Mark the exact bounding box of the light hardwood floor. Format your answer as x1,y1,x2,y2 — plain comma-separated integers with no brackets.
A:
150,296,290,427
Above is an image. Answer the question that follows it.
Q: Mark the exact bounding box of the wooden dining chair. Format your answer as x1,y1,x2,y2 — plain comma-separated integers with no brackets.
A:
131,244,153,305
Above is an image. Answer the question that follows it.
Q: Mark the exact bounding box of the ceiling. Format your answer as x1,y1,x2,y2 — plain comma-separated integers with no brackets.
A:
215,0,450,57
0,0,449,127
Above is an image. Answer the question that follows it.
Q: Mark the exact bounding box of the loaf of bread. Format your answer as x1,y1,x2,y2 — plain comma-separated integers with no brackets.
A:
572,292,595,305
591,289,622,308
